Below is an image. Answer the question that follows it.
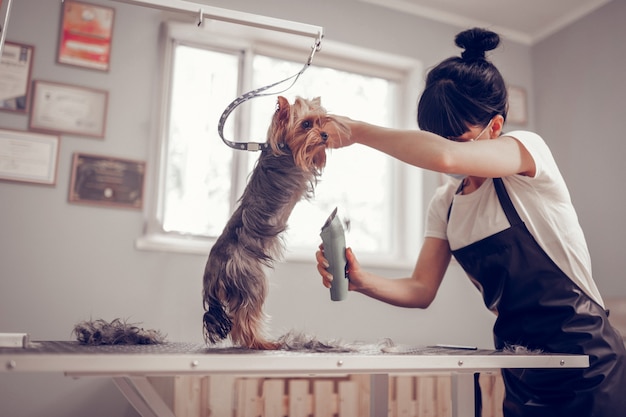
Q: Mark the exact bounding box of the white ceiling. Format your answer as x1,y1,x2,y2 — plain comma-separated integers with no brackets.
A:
359,0,613,45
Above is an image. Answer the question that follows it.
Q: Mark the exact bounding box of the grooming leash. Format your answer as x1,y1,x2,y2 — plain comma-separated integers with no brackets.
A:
217,37,322,151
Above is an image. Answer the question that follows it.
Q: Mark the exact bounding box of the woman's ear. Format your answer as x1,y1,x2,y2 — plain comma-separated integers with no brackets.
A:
491,114,505,138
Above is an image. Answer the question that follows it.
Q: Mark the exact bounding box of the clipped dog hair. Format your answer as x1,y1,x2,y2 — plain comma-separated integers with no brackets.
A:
73,318,166,345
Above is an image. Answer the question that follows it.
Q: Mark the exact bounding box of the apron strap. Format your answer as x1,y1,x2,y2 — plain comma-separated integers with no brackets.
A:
493,178,523,227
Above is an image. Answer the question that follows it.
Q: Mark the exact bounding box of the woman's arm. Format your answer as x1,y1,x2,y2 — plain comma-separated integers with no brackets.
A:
343,117,535,178
316,237,452,308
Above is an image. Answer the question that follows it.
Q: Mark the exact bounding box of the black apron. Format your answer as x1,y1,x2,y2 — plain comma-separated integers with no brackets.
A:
448,178,626,417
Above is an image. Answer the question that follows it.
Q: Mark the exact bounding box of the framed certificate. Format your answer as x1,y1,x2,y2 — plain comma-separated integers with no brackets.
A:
0,0,13,57
508,86,528,126
0,129,60,185
57,0,115,71
0,41,34,113
29,80,108,138
69,153,146,209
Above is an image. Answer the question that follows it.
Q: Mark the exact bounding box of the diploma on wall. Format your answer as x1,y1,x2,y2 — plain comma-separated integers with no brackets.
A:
57,1,115,72
28,80,108,138
507,86,528,125
0,129,60,185
0,42,34,112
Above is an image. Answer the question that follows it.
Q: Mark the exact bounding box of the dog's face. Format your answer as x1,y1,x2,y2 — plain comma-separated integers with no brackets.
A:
268,96,349,173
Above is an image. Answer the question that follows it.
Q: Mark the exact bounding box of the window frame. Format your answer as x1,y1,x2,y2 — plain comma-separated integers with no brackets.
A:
136,21,424,269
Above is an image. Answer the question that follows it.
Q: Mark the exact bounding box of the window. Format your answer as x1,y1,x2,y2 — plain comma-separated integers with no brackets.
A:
137,22,423,267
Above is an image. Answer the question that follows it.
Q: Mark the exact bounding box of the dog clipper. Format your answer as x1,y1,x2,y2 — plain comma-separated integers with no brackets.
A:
320,207,348,301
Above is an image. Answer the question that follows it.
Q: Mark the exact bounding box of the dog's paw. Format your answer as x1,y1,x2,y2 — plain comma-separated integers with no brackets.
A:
203,309,232,343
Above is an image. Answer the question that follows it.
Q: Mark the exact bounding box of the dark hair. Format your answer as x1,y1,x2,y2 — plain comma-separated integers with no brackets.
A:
417,28,508,139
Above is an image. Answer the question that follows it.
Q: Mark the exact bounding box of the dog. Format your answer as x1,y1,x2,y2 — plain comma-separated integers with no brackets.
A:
202,96,350,350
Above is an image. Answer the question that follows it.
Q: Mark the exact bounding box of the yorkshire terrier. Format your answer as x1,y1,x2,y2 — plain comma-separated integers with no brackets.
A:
202,96,350,350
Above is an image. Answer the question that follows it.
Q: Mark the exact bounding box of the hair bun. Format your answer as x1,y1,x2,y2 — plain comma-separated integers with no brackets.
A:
455,28,500,61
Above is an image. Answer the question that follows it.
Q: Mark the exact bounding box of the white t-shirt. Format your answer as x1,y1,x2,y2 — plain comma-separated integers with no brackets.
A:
425,130,604,307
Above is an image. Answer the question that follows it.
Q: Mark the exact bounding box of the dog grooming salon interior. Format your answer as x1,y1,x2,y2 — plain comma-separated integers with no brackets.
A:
1,1,626,416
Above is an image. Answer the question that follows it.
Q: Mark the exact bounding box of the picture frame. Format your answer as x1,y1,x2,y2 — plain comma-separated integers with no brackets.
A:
0,128,60,185
68,153,146,209
0,0,15,60
57,0,115,72
508,86,528,126
29,80,108,138
0,41,34,113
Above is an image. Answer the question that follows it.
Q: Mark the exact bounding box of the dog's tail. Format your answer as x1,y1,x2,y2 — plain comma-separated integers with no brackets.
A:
202,299,232,344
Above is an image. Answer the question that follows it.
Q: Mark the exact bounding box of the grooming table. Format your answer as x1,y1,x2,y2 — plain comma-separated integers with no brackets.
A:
0,341,588,417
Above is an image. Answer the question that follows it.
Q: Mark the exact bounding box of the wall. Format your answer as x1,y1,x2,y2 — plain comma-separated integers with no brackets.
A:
0,0,616,416
532,0,626,297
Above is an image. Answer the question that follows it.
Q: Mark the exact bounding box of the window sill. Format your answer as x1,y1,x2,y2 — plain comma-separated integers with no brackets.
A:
135,233,212,256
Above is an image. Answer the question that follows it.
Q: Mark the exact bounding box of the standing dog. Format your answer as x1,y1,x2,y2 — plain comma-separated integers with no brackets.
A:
202,96,349,350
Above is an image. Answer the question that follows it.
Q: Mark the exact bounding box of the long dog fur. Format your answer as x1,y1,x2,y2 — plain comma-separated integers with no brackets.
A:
202,96,349,349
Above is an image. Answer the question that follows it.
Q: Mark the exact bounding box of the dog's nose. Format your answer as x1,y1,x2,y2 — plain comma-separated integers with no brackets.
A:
321,132,328,141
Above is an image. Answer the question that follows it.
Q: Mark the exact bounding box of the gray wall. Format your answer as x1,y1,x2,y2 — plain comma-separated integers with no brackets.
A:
0,0,622,416
532,0,626,296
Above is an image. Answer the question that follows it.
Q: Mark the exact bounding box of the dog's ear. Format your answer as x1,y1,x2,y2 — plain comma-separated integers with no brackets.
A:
268,96,291,154
311,97,322,107
276,96,290,121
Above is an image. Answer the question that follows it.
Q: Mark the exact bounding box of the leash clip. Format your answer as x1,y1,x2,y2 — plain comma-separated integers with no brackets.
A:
307,35,322,65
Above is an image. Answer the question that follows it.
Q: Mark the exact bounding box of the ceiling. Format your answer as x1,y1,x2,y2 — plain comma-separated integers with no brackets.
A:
359,0,613,45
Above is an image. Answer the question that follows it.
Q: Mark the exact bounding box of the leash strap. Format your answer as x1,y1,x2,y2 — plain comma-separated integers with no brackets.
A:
217,38,321,151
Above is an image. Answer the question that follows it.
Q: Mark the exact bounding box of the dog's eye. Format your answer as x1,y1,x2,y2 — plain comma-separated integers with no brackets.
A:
301,120,312,130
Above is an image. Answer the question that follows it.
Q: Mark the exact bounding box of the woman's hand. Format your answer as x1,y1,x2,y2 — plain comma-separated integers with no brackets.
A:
315,237,452,308
326,115,357,149
316,245,364,291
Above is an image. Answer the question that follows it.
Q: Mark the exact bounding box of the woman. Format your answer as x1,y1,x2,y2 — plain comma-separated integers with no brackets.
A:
315,28,626,416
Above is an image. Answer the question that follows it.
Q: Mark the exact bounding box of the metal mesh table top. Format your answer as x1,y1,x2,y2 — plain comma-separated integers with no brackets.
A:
1,340,529,356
